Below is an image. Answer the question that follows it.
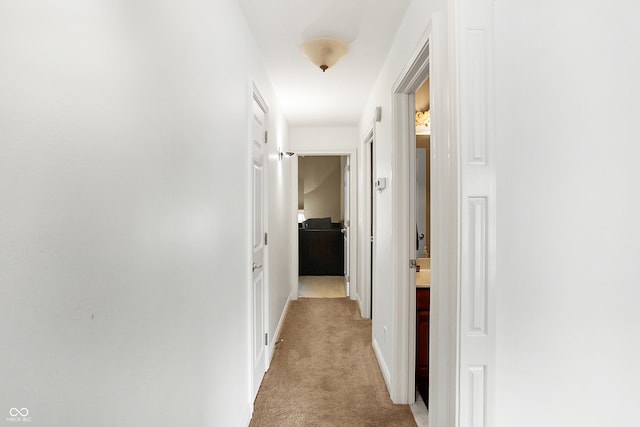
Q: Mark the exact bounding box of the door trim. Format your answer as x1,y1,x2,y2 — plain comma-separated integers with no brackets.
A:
390,17,459,427
360,126,376,319
390,22,431,406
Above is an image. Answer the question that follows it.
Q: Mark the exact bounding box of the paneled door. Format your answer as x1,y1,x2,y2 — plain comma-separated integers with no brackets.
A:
251,91,268,400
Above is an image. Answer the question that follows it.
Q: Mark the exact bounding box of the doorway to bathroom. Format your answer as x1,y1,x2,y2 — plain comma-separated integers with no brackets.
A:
414,77,431,405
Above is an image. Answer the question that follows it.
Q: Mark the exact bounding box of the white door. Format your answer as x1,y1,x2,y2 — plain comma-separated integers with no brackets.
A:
251,94,268,399
342,156,350,296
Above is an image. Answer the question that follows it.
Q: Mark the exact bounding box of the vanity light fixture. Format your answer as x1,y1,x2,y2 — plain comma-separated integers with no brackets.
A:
415,110,431,135
301,38,349,72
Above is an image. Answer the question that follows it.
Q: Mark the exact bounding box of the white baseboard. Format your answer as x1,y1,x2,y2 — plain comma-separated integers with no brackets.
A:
372,338,391,390
267,296,290,366
352,290,361,312
354,291,367,319
242,402,253,427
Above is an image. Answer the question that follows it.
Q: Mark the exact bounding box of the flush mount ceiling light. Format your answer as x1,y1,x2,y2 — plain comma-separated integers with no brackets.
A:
301,38,349,72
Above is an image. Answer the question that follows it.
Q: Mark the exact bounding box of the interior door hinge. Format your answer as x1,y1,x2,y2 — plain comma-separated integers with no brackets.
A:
264,131,268,144
409,259,417,270
264,232,268,246
265,333,268,346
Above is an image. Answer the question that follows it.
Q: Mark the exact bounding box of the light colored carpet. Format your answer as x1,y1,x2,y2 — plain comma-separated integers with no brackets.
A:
298,276,347,298
250,298,417,427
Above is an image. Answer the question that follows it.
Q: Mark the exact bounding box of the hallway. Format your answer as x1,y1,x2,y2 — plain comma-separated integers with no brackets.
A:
249,297,416,426
2,1,639,426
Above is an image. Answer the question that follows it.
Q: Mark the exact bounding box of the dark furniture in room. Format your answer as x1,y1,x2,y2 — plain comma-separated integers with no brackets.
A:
416,287,430,404
298,217,344,276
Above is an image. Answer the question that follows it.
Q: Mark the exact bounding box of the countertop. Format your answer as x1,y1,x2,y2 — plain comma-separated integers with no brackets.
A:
416,258,430,288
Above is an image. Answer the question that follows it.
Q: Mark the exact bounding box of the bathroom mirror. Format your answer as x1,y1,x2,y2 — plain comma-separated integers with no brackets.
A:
416,136,430,259
415,78,430,259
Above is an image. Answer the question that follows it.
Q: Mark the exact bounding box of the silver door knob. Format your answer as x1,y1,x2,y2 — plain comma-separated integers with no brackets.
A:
252,263,263,272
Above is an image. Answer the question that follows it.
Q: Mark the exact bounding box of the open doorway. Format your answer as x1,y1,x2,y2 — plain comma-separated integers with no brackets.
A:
414,77,431,405
297,155,349,298
359,128,375,320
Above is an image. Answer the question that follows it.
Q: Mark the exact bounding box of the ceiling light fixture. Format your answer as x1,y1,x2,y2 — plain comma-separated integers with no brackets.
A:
301,38,349,72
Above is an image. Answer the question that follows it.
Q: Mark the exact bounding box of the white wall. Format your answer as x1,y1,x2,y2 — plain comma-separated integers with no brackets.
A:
290,126,359,152
493,2,640,426
299,156,343,222
288,126,358,300
0,1,290,426
359,0,640,424
357,0,444,394
266,117,292,367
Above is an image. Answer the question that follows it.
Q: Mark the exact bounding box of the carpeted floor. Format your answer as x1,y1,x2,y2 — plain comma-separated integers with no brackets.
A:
298,276,347,298
250,298,417,427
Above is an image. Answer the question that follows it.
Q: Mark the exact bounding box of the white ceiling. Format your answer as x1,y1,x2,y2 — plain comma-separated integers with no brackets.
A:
238,0,412,127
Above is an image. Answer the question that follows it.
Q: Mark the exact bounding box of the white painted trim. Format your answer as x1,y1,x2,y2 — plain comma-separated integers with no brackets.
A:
352,290,360,311
388,16,460,427
390,25,431,405
290,149,359,301
243,402,253,427
426,13,460,427
372,338,391,390
246,81,254,413
290,155,300,301
267,297,290,365
390,90,416,405
359,124,375,319
252,82,269,116
247,80,257,410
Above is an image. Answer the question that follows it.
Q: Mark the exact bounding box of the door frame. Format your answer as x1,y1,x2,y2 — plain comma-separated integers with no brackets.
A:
290,149,358,301
360,125,376,319
390,16,459,427
342,155,351,296
390,38,424,405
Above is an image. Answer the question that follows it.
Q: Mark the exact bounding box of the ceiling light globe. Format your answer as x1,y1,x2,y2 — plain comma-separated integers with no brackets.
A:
301,38,349,72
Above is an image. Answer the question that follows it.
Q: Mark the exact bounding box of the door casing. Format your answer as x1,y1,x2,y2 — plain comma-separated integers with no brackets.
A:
290,150,358,301
389,18,460,427
360,127,376,319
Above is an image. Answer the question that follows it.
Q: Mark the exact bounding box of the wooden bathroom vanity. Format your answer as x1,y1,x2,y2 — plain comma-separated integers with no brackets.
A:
415,257,431,403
